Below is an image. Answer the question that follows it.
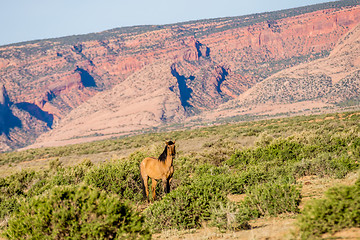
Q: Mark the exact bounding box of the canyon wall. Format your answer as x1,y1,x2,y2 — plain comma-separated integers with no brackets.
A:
209,21,360,120
1,1,360,149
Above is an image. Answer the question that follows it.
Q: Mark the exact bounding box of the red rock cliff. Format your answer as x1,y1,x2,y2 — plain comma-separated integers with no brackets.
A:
1,1,360,149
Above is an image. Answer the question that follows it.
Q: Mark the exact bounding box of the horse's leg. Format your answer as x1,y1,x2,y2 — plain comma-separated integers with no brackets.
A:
163,178,170,194
151,179,158,201
144,177,150,202
166,165,174,193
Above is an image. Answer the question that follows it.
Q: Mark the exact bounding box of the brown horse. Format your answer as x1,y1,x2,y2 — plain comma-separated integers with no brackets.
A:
140,141,176,202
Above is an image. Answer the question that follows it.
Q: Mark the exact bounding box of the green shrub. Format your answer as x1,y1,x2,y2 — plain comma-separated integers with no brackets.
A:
227,139,307,168
198,139,236,166
210,202,250,231
145,173,228,231
25,160,94,198
241,181,302,218
0,170,36,197
192,164,262,195
255,131,274,147
49,158,63,170
0,170,38,221
85,153,145,201
51,160,92,186
4,185,151,240
351,137,360,157
297,178,360,239
227,132,360,183
292,153,359,179
0,196,22,222
172,155,197,179
0,160,96,225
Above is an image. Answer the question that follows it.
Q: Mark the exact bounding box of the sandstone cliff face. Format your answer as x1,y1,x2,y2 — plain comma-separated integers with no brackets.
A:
1,1,360,149
210,22,360,119
30,60,184,147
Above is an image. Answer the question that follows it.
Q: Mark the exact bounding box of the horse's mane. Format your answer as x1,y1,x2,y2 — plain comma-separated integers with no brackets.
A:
158,141,174,162
158,146,167,162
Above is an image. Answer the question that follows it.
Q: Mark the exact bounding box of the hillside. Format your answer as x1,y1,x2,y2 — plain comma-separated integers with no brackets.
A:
1,0,360,150
205,20,360,120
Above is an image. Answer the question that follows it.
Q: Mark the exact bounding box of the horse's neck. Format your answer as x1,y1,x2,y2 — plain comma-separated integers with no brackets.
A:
164,154,173,168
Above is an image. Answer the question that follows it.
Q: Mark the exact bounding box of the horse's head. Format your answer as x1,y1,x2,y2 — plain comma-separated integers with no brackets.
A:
166,140,176,157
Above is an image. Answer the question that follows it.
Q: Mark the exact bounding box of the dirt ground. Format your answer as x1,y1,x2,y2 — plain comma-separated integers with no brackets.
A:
153,217,296,240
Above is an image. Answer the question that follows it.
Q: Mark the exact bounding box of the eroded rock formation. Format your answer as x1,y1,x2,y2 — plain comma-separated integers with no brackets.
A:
1,1,360,149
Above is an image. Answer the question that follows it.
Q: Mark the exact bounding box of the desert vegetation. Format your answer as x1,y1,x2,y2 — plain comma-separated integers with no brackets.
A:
0,111,359,239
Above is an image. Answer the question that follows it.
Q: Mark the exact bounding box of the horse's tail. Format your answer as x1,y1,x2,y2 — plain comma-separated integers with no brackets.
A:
139,163,147,199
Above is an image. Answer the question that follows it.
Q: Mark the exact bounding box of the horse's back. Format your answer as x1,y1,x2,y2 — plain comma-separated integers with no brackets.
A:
140,157,158,171
140,157,166,179
141,157,157,166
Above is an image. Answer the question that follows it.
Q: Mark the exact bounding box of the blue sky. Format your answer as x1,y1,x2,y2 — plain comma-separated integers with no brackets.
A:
1,0,332,46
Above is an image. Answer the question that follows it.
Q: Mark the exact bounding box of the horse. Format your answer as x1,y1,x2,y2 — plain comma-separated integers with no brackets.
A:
139,141,176,202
